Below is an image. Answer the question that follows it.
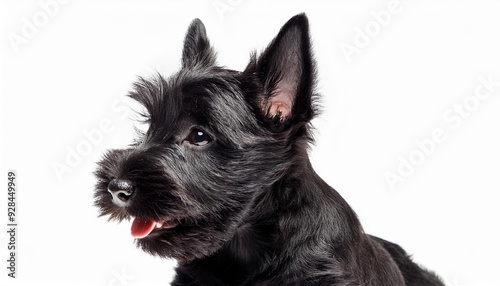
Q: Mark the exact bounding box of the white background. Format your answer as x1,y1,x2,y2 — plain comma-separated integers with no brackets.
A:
1,1,500,285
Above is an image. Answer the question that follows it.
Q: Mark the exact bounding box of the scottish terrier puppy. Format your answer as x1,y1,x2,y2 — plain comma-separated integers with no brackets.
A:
94,14,444,285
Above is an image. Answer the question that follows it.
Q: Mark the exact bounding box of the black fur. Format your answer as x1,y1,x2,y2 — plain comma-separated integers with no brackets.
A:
94,14,444,285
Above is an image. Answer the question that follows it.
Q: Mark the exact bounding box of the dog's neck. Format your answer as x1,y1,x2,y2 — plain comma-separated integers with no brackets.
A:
187,157,364,284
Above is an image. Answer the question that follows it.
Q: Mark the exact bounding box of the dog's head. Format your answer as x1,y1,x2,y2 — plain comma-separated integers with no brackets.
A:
94,13,317,263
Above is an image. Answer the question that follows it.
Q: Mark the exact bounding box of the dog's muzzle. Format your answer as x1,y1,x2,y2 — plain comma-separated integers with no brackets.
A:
108,179,135,207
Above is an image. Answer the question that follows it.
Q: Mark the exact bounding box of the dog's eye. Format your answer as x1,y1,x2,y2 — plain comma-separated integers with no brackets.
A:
187,129,211,146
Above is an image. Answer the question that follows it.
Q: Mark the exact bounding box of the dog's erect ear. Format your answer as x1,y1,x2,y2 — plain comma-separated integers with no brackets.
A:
182,19,216,68
244,13,316,131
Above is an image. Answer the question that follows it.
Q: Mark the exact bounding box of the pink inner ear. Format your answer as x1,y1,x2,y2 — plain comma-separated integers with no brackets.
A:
264,87,294,120
265,90,293,120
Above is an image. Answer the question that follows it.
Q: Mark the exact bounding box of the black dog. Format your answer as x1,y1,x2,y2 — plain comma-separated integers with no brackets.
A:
94,14,444,285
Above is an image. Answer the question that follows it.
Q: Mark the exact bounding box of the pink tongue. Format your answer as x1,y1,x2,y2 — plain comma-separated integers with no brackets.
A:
131,218,156,238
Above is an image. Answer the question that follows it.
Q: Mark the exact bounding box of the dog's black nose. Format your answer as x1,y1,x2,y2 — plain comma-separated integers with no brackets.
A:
108,179,135,207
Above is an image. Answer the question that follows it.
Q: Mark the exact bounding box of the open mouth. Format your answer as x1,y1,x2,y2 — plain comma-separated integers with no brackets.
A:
131,217,179,239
